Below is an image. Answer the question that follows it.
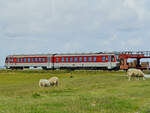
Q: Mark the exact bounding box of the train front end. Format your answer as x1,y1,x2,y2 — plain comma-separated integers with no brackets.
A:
5,56,9,69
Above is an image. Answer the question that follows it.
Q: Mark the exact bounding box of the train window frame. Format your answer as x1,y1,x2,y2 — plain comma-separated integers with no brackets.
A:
75,57,78,62
102,56,106,62
11,58,13,63
5,57,8,63
7,57,9,62
88,57,92,62
108,56,111,62
70,57,73,62
49,57,51,62
24,58,27,62
61,57,64,62
43,58,45,62
31,58,34,62
47,57,50,63
66,57,69,62
115,55,120,61
35,58,38,62
21,58,23,63
28,58,30,62
39,58,41,62
56,57,59,63
17,58,20,63
111,56,115,62
79,57,82,62
93,57,97,62
84,57,87,62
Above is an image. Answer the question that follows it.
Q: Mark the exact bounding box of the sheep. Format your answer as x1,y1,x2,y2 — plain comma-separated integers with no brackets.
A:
127,69,146,81
39,79,51,87
48,77,59,86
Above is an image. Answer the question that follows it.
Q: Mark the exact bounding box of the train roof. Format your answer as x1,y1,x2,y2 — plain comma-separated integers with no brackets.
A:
6,52,117,57
6,51,150,57
7,54,53,57
54,52,116,56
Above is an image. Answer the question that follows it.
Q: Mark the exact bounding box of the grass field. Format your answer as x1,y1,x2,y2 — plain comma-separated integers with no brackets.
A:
0,70,150,113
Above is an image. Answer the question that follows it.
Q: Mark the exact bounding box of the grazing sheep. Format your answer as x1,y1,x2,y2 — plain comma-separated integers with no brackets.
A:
48,77,59,86
39,79,51,87
127,69,145,81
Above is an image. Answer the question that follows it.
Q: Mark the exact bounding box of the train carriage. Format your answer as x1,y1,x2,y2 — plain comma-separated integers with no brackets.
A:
53,53,120,70
5,53,120,70
5,54,53,69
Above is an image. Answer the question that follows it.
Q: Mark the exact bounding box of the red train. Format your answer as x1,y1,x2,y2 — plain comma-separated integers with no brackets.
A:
5,53,120,70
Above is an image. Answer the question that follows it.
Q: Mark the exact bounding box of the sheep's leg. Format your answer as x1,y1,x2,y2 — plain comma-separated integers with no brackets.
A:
56,81,58,86
43,83,46,87
143,77,146,80
128,76,131,81
39,83,42,87
39,84,41,87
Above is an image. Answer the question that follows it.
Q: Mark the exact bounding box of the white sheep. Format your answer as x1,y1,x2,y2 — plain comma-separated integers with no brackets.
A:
39,79,51,87
48,77,59,86
127,69,145,81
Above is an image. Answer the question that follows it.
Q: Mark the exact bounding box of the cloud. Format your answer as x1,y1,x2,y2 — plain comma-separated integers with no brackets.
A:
124,0,150,21
127,38,143,47
0,0,150,66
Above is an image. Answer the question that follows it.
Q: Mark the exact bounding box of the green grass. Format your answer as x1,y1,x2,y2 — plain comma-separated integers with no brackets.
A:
0,70,150,113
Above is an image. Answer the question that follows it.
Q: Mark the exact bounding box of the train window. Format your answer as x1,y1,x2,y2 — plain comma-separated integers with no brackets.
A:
11,58,13,62
108,56,111,62
5,58,8,63
47,57,51,62
70,57,73,62
43,58,45,62
28,58,30,62
115,55,120,61
84,57,87,62
93,57,97,62
39,58,41,62
75,57,78,62
21,58,23,62
66,57,69,62
111,56,115,62
56,57,59,62
61,57,64,62
88,57,92,62
17,58,19,63
31,58,34,62
102,56,105,62
5,58,7,63
79,57,82,62
35,58,37,62
24,58,27,62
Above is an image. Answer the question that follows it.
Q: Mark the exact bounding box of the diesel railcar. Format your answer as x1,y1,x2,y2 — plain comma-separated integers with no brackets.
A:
5,54,53,69
5,53,120,70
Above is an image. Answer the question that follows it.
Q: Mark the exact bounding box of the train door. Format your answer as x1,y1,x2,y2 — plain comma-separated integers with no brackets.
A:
108,56,112,69
47,56,52,69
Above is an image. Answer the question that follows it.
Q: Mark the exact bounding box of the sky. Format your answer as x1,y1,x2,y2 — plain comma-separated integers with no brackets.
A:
1,0,150,66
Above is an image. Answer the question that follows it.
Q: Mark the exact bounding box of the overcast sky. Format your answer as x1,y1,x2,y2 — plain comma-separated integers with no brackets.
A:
0,0,150,66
